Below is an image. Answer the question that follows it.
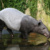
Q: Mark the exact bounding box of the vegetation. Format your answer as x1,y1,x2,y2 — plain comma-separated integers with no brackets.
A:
44,0,50,15
0,0,50,16
0,0,37,18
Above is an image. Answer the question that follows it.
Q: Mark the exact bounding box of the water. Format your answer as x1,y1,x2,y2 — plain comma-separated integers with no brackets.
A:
5,45,20,50
19,43,49,50
0,29,50,50
3,42,50,50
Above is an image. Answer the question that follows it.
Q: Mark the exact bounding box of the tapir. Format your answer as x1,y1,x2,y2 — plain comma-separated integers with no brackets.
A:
0,8,49,39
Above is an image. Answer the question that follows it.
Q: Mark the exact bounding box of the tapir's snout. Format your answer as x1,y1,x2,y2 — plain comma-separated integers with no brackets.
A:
41,28,49,38
44,33,49,38
43,30,49,38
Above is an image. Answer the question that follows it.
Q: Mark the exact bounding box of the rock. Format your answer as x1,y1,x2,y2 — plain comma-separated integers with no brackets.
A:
28,33,48,45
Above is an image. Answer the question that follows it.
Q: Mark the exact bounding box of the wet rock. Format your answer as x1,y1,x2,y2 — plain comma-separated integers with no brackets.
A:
28,33,48,45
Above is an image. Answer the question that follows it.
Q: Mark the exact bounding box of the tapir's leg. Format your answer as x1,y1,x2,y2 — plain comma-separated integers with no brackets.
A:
20,32,28,42
23,33,28,39
0,30,3,49
0,31,2,42
20,32,28,44
7,28,13,44
7,28,14,38
0,20,5,48
0,20,5,39
20,32,28,39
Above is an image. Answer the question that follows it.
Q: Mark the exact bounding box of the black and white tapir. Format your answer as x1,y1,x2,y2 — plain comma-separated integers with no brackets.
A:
0,8,49,39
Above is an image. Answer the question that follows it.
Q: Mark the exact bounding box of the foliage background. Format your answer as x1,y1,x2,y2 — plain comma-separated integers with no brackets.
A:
0,0,37,17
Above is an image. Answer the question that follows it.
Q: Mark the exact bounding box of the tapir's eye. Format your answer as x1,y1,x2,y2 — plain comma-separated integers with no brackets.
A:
43,28,45,29
38,22,41,26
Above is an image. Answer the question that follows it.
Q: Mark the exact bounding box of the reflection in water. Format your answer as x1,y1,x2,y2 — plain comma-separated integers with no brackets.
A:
20,43,49,50
5,45,20,50
5,43,49,50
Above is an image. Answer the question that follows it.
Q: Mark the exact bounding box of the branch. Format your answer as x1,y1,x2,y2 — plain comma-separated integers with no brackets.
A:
1,0,4,9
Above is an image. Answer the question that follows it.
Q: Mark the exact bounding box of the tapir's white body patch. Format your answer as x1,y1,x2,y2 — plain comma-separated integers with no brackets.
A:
0,8,26,31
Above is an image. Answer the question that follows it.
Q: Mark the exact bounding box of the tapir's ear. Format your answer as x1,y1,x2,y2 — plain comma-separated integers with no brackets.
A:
38,20,42,26
38,22,41,26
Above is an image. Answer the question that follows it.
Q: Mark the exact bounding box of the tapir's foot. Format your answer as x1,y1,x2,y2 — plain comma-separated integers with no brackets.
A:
7,34,14,44
10,34,14,39
0,31,2,39
20,34,27,39
0,31,3,47
20,34,28,43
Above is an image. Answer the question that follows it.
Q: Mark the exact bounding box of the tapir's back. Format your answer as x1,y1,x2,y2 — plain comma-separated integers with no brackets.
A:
0,8,26,31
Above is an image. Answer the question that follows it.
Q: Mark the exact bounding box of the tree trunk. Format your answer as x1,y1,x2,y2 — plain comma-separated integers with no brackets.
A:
1,0,4,9
25,0,31,16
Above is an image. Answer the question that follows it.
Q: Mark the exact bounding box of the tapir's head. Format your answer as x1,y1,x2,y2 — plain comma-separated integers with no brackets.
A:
34,20,49,38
